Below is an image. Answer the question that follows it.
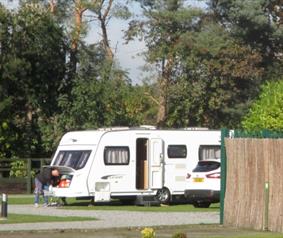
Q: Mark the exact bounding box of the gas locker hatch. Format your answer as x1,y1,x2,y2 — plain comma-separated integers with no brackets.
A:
149,138,164,189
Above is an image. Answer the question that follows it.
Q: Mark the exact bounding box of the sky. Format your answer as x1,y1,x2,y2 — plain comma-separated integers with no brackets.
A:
85,0,207,84
84,1,147,84
0,0,18,9
1,0,207,84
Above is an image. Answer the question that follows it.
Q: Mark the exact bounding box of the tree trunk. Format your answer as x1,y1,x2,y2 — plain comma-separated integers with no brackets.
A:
156,55,174,127
69,0,86,77
49,0,56,14
100,16,114,61
156,86,167,127
27,104,33,123
97,0,114,61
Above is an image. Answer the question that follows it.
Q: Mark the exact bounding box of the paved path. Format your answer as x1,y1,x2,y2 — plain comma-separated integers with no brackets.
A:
0,205,219,231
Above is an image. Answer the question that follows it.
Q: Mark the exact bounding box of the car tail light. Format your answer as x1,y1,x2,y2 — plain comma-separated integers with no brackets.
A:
186,173,191,179
58,179,71,188
206,172,221,179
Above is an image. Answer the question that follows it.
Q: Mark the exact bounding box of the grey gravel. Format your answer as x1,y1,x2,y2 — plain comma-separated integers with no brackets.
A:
0,205,219,231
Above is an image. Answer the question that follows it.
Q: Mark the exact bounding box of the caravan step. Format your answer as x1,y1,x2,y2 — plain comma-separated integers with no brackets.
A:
135,195,161,207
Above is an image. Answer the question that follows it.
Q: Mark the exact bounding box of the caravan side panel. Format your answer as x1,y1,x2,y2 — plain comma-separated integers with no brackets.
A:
87,131,137,197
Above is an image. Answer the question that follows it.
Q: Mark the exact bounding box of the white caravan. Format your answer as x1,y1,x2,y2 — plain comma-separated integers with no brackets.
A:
49,127,221,204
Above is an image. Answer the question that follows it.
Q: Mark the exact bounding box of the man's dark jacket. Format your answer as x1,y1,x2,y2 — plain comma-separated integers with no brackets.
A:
36,167,54,185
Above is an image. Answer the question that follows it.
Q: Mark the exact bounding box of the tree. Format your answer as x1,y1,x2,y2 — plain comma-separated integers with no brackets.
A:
208,0,283,79
242,79,283,131
166,21,264,128
56,44,155,136
126,0,203,126
0,5,15,158
0,4,67,157
41,0,128,68
200,0,283,128
128,1,266,128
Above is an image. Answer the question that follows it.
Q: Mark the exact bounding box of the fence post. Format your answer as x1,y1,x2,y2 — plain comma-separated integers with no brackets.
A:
26,159,32,194
1,193,8,219
263,182,269,231
220,128,229,224
40,159,45,170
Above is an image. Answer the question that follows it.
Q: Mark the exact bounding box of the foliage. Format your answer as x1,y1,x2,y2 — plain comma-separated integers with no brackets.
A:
242,79,283,131
127,1,268,128
208,0,283,81
0,4,67,157
141,227,156,238
1,0,282,159
209,0,283,55
0,2,152,158
126,0,205,126
9,159,26,178
0,6,19,158
167,21,264,128
9,158,36,178
56,44,155,132
0,121,18,158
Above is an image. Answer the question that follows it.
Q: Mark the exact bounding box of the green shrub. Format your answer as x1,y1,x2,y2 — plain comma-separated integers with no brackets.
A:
242,80,283,131
9,159,35,178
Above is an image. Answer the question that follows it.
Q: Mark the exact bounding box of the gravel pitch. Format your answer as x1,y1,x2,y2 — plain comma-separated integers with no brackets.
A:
0,205,219,231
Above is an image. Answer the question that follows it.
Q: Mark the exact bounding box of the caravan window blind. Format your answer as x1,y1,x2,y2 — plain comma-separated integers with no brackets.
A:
104,146,130,165
198,145,221,161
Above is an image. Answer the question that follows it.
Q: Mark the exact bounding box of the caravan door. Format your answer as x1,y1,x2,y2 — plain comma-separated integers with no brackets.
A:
149,138,164,189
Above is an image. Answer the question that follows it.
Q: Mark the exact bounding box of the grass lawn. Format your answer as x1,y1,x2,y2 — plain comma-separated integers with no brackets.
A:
63,201,219,212
8,195,36,205
0,213,96,224
8,195,219,212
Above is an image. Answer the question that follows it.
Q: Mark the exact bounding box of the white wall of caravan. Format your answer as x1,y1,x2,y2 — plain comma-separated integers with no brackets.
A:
87,131,137,194
86,129,221,197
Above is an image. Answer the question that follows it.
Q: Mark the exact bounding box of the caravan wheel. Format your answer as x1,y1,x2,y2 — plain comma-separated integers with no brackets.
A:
156,187,171,204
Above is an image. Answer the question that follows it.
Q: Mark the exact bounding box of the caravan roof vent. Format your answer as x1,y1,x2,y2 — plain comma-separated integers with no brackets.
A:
139,125,156,130
98,127,130,131
182,127,209,131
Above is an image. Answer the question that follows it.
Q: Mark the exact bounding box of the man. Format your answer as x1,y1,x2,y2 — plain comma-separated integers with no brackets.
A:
34,167,60,207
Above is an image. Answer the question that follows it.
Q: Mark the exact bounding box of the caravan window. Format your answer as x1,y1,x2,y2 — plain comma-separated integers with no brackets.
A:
167,145,187,159
199,145,221,161
104,146,130,165
53,150,91,170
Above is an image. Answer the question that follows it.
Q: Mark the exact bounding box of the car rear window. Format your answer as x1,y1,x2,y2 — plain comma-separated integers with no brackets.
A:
193,161,220,172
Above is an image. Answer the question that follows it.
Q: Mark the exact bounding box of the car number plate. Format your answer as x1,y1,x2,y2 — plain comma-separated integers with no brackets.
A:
193,178,204,182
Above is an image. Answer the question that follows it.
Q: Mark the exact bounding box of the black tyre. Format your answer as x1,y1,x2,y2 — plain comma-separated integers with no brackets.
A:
156,187,171,204
193,201,211,208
